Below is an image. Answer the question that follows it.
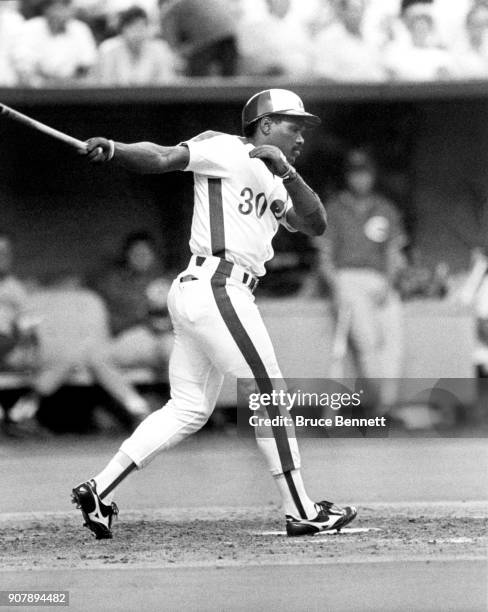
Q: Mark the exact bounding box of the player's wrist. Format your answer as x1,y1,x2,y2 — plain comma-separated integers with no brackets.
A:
280,165,298,183
274,150,294,179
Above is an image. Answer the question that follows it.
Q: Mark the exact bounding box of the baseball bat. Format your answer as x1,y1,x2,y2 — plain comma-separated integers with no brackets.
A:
0,103,87,152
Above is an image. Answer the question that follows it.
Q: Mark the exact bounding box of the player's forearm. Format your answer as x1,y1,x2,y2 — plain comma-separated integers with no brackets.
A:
285,174,327,236
113,142,182,174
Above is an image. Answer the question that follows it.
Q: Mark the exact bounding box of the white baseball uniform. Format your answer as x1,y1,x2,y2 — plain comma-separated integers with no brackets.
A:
120,130,305,510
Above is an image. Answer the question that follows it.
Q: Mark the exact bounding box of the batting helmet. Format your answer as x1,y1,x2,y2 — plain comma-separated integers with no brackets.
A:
242,89,321,134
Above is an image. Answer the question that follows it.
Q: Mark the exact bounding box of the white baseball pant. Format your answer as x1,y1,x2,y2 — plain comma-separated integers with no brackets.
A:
120,255,301,477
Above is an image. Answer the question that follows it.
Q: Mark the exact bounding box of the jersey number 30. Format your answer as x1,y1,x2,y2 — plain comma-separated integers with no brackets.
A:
238,188,268,218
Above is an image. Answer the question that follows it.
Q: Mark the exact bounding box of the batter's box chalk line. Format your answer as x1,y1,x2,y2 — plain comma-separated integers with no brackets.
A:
253,527,383,537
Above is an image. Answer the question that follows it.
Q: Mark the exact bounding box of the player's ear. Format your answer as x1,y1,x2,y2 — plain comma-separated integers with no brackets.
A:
259,117,273,136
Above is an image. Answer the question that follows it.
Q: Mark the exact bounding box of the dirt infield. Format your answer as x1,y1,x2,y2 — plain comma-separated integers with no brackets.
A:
1,434,487,611
1,503,486,571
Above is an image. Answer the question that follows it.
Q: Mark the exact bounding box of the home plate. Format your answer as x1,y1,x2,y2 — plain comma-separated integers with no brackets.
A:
253,527,383,536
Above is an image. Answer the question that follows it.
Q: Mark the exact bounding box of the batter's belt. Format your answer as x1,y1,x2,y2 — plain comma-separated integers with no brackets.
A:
188,255,259,293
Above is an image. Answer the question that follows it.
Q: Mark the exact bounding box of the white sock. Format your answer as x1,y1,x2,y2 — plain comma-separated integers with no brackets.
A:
273,469,317,519
93,451,135,503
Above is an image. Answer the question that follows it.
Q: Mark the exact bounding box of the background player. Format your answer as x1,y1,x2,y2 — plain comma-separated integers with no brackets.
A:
72,89,357,538
315,148,406,412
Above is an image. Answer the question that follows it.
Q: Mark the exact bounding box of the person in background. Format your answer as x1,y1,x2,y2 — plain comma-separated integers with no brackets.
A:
0,1,24,86
0,233,40,432
0,233,33,367
452,2,488,79
92,231,173,380
73,0,160,44
236,0,312,78
29,270,152,430
311,0,386,82
0,231,39,436
158,0,239,76
360,0,406,50
314,148,407,413
94,5,180,85
431,0,472,51
382,0,455,81
13,0,97,87
18,0,47,19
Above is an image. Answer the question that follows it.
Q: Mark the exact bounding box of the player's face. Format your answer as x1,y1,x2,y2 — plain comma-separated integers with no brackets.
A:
44,1,72,33
268,118,306,164
123,17,149,48
405,14,433,47
346,169,375,196
266,0,291,19
341,0,364,33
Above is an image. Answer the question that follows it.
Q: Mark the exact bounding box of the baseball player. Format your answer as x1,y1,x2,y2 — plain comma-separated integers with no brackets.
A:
315,148,407,409
72,89,357,538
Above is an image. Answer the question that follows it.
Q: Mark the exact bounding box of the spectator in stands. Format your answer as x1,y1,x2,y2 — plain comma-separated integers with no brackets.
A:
0,1,24,86
237,0,312,77
73,0,118,44
382,0,455,81
452,3,488,79
13,0,97,87
25,271,151,432
311,0,386,82
159,0,239,76
19,0,46,19
94,5,180,85
314,148,407,412
0,233,42,432
92,231,172,379
12,272,149,431
74,0,161,44
361,0,405,49
432,0,472,51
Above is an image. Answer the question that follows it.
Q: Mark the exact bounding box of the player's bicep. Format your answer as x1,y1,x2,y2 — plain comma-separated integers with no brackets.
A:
165,144,190,171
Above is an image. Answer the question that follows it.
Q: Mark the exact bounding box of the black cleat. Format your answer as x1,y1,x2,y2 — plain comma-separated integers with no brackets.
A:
71,479,118,540
286,500,357,537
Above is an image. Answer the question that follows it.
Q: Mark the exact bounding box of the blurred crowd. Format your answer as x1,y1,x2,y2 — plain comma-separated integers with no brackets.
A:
0,230,173,433
2,0,488,87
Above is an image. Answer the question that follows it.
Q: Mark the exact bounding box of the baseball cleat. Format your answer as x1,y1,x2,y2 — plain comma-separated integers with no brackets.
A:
71,479,118,540
286,500,357,537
